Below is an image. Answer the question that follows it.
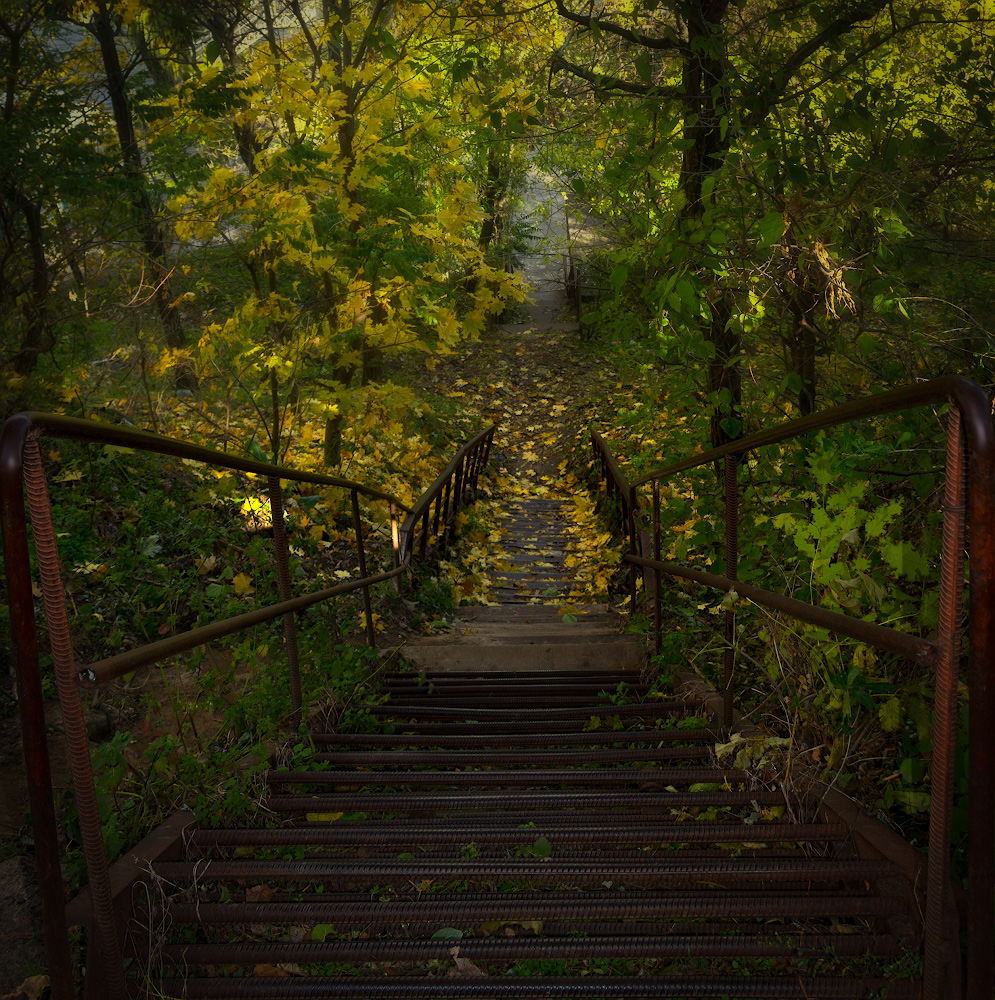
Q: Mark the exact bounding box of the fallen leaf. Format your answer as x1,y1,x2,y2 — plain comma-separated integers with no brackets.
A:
252,964,290,977
245,885,273,903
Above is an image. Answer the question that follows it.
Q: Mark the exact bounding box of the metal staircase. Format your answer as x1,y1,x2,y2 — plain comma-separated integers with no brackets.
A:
2,377,992,1000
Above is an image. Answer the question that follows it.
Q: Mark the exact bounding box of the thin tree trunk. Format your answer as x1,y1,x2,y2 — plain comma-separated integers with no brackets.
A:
680,1,737,448
91,3,196,390
9,191,53,375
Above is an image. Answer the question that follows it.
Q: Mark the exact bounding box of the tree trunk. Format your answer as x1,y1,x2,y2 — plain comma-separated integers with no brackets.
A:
9,191,53,375
680,2,737,448
679,1,730,222
91,3,196,390
704,294,740,447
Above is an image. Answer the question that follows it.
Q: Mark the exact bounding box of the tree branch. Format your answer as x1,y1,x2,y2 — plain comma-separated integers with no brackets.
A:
746,0,889,126
554,0,682,51
550,52,678,98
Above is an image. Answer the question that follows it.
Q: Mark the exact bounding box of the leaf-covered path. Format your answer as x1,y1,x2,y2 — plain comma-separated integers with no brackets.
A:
396,179,629,610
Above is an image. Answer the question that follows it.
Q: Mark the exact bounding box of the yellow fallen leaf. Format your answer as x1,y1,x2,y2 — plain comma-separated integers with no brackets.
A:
196,554,218,575
233,572,255,596
306,812,344,822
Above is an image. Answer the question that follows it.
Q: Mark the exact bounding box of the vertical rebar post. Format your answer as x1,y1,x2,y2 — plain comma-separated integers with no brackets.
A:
467,443,479,490
420,509,429,557
923,403,968,1000
627,487,638,608
268,476,301,718
0,422,75,1000
723,454,738,729
432,491,441,539
351,490,375,648
23,438,128,1000
653,479,662,657
454,457,465,514
483,427,495,470
442,479,455,524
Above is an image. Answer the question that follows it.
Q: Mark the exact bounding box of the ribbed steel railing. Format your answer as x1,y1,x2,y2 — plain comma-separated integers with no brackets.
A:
591,376,994,1000
0,412,496,1000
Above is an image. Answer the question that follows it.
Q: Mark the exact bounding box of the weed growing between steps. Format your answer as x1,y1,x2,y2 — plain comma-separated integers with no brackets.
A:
59,638,382,889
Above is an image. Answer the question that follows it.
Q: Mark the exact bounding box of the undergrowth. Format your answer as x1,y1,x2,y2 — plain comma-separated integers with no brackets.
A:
577,370,970,878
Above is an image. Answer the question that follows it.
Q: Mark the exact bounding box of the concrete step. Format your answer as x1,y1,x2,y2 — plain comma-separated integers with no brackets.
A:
410,631,637,647
455,605,609,622
400,640,644,673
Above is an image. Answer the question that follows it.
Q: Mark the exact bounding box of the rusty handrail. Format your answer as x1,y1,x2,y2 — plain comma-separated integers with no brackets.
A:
590,427,640,608
399,423,497,563
591,376,994,1000
0,411,497,1000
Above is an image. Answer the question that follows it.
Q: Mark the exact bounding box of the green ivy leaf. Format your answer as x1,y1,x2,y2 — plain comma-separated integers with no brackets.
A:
531,837,552,858
757,212,785,246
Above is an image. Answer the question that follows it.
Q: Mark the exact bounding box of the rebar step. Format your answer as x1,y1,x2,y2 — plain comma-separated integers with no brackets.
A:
128,665,919,998
104,492,923,998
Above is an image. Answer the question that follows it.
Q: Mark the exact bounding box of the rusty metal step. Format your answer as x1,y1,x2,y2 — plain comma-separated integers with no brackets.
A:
370,719,706,735
312,730,724,747
153,855,899,886
189,821,847,850
364,703,681,720
263,788,790,812
307,747,712,766
263,766,745,787
167,888,904,924
155,931,903,967
151,977,915,998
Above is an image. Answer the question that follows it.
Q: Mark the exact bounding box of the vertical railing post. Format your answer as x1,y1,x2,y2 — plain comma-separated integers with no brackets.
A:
23,438,127,1000
923,402,967,1000
351,489,376,649
966,403,995,1000
723,454,738,729
454,456,465,514
467,443,479,491
390,502,402,597
627,486,638,609
0,422,75,1000
483,426,495,469
268,476,302,718
653,478,662,658
441,477,453,544
420,508,429,557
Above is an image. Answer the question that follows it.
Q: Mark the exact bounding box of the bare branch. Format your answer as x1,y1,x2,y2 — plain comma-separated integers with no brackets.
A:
550,52,678,98
554,0,682,51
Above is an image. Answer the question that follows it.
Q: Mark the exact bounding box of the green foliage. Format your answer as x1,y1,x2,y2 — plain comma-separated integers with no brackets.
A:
588,374,967,868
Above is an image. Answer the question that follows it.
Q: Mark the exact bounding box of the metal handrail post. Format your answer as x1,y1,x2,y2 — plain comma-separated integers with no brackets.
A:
0,419,74,1000
351,490,376,649
269,477,302,718
653,479,662,657
723,454,738,729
